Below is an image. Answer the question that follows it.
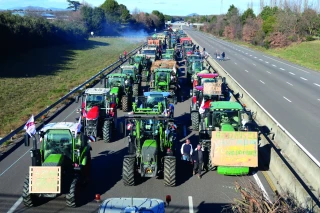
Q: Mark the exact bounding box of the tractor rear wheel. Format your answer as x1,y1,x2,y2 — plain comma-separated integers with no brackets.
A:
191,112,199,131
133,84,139,97
164,156,176,187
66,176,81,207
22,174,38,207
122,96,129,112
141,71,148,82
103,120,112,143
122,157,136,186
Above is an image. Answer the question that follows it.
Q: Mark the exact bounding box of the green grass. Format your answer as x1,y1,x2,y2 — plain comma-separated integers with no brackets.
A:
220,37,320,71
0,37,143,136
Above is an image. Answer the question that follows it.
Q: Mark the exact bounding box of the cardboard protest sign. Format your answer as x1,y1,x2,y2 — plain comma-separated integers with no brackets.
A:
203,82,222,95
29,166,61,193
210,131,258,167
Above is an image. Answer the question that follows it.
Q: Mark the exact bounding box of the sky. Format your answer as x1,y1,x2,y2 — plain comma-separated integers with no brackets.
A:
0,0,286,16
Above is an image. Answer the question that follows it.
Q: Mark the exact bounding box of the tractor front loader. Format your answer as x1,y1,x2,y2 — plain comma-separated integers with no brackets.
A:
76,88,117,143
22,122,92,207
122,115,177,187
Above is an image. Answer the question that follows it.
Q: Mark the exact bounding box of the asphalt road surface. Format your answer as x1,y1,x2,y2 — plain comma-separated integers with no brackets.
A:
0,53,272,213
185,28,320,162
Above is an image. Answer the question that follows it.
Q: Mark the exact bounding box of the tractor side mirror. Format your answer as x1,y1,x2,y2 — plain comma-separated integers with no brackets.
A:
24,133,30,147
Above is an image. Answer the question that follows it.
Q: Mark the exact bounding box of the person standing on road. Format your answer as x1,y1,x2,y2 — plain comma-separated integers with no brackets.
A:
192,144,204,179
221,51,225,61
181,139,193,161
124,50,127,59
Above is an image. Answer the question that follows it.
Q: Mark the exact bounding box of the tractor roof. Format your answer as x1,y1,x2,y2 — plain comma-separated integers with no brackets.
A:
210,101,243,111
134,54,146,57
166,49,174,51
154,68,172,72
144,91,170,97
85,88,110,95
143,47,157,50
40,122,79,133
108,73,127,78
121,65,136,69
197,73,219,78
192,59,203,63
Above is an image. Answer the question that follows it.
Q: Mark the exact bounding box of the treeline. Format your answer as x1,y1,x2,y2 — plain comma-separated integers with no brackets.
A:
80,0,170,34
187,2,320,49
0,12,88,56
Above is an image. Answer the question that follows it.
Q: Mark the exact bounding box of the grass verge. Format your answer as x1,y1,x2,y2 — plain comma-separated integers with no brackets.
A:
219,37,320,71
0,37,143,137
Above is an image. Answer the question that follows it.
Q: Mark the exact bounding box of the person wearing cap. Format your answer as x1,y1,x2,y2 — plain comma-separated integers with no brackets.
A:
192,144,204,179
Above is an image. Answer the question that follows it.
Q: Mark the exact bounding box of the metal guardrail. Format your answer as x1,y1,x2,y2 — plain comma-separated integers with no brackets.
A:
0,42,147,146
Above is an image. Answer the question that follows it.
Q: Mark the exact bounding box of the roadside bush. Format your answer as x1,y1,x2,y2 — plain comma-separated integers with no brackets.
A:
0,12,88,56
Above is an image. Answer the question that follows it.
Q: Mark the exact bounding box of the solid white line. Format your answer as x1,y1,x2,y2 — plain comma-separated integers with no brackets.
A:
300,77,308,81
7,197,23,213
245,53,248,54
253,64,256,66
234,62,237,65
286,82,293,86
265,61,269,63
289,72,295,75
266,71,271,74
254,57,257,58
272,64,276,67
253,173,271,203
283,97,292,102
263,55,310,73
188,196,194,213
280,68,285,70
259,59,263,61
245,70,249,72
313,83,320,87
260,80,265,84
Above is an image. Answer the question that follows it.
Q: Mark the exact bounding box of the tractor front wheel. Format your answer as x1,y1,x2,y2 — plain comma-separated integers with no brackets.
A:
103,120,112,143
66,176,81,207
164,156,176,187
191,112,199,131
133,84,139,97
122,96,129,112
22,174,38,207
122,157,136,186
141,71,148,82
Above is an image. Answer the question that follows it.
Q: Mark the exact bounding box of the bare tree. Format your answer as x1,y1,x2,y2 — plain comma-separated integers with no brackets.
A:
260,0,265,12
301,8,320,35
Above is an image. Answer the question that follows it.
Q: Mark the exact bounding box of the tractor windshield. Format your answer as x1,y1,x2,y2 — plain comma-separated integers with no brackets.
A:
85,94,105,108
188,55,201,63
213,110,240,126
162,54,172,60
146,95,166,109
156,72,169,82
201,78,217,85
43,129,73,160
122,69,134,76
133,56,143,63
108,77,124,87
192,61,203,71
166,49,174,55
141,119,160,135
142,49,156,55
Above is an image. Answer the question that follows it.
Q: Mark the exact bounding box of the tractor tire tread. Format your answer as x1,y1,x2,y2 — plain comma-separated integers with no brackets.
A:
191,112,199,131
133,84,139,97
122,157,135,186
66,177,80,207
164,157,176,187
103,120,111,143
122,96,129,112
22,175,36,207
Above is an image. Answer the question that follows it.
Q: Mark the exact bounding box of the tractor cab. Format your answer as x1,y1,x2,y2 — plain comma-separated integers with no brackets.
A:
129,54,146,72
141,47,158,62
120,65,140,84
183,45,194,57
82,88,113,118
186,54,201,68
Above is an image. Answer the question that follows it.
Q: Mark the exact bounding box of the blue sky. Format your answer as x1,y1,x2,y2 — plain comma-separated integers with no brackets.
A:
0,0,263,16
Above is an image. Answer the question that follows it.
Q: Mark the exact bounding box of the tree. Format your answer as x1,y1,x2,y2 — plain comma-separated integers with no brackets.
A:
241,8,256,24
301,8,320,36
67,0,81,11
259,6,278,21
262,15,276,35
118,4,130,23
164,15,172,22
100,0,120,24
151,10,165,29
81,5,105,34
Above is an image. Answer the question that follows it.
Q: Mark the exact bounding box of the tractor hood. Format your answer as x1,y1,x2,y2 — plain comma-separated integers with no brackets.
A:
43,154,64,166
221,123,235,131
158,82,168,86
110,87,119,95
86,106,99,120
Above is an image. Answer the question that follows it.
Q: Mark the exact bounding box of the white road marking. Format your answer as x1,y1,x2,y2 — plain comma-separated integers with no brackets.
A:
188,196,194,213
280,68,285,70
286,82,293,86
253,173,271,203
245,70,249,72
283,97,292,102
254,57,257,58
250,55,252,56
263,55,310,73
318,99,320,101
259,59,263,61
266,71,271,74
234,62,237,65
253,64,256,66
7,197,23,213
300,77,308,81
265,61,269,63
314,83,320,87
260,80,265,84
272,64,276,67
289,72,295,75
245,53,248,54
242,58,245,60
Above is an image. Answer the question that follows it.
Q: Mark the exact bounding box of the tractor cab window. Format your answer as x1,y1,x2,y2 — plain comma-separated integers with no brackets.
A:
192,61,202,70
142,50,156,55
108,77,124,87
166,49,174,55
141,119,159,135
213,110,240,127
156,72,168,82
85,94,105,108
122,69,134,76
201,78,217,85
133,56,143,63
162,55,171,60
146,95,165,109
43,129,73,160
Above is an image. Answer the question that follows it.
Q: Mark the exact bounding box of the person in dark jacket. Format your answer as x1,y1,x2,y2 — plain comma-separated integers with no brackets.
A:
192,144,204,178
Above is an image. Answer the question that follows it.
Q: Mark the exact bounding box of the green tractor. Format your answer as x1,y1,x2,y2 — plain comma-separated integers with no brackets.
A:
198,101,255,174
163,49,175,61
141,47,158,62
122,115,177,187
22,122,91,207
120,65,141,97
104,73,132,112
128,54,151,82
150,68,178,104
187,59,204,83
76,88,117,143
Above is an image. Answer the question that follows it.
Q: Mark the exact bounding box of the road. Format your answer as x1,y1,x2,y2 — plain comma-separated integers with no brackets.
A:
185,28,320,162
0,50,272,213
